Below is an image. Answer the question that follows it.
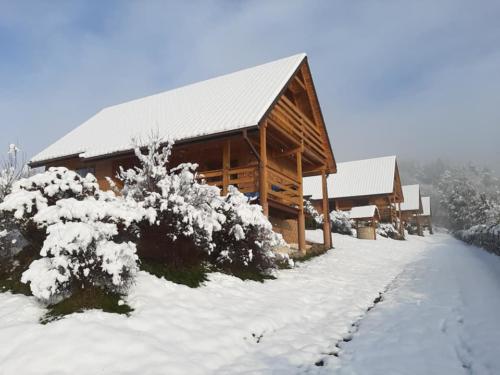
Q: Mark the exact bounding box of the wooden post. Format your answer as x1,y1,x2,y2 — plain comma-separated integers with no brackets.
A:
222,139,230,195
321,170,332,249
398,203,403,235
297,150,306,254
259,122,269,216
416,214,423,236
372,218,377,240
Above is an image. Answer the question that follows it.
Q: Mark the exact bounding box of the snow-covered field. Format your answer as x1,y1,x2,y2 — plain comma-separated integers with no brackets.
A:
1,231,500,374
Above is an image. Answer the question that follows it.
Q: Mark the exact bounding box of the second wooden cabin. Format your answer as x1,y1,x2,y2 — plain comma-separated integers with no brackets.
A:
400,184,424,235
304,155,404,231
420,196,433,234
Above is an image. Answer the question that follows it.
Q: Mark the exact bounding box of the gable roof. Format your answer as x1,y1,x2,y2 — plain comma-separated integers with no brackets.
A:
400,184,422,212
31,53,308,165
349,205,379,220
421,196,431,216
303,155,399,200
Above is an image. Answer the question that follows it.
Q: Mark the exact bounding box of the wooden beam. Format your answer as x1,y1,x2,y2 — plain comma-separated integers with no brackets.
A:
259,122,269,216
398,202,403,236
222,139,230,195
242,129,260,162
296,150,306,254
273,146,302,159
321,170,332,249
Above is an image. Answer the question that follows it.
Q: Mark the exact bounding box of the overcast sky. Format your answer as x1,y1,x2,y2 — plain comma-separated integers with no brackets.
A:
1,0,499,172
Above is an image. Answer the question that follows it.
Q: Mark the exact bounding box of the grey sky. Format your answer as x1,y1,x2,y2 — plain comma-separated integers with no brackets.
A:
1,0,499,172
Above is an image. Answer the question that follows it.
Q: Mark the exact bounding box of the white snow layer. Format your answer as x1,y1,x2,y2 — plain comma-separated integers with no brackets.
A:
303,155,397,200
30,53,306,164
348,205,378,220
421,196,431,216
400,184,422,212
1,232,500,374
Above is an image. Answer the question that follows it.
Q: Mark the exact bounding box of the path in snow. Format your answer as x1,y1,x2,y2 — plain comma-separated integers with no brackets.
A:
1,232,500,374
329,233,500,375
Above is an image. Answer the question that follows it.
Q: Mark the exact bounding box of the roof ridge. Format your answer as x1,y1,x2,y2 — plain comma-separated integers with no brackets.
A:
101,53,307,113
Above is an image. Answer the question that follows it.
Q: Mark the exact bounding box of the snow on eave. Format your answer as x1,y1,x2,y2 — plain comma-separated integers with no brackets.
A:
30,53,307,165
303,155,398,201
400,184,422,212
421,196,431,216
349,205,379,220
331,155,397,199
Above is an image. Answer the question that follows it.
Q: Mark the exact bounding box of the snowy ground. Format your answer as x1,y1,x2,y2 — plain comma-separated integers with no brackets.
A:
1,231,500,374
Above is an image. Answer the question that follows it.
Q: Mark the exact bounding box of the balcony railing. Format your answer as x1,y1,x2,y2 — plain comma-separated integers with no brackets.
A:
199,165,302,208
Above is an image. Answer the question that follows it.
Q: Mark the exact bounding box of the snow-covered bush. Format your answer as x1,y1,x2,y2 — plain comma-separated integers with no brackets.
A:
304,199,323,229
455,224,500,256
21,222,138,302
0,167,99,250
115,138,225,266
330,210,353,235
115,136,288,277
210,186,289,276
0,167,147,302
377,223,400,239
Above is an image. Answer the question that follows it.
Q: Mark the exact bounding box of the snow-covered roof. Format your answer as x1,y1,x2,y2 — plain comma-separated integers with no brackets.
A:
349,205,379,220
31,53,307,165
303,156,397,200
421,196,431,216
400,185,422,212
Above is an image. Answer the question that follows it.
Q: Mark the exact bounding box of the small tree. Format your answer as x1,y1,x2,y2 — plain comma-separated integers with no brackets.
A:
0,144,27,200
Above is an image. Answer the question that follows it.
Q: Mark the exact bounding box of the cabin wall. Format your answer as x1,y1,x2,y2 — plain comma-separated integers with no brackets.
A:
269,214,299,245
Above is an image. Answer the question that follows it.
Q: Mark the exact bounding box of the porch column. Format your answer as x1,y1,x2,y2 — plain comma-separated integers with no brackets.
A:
296,150,306,254
259,122,269,216
222,139,230,195
398,203,403,235
321,169,332,249
416,214,423,236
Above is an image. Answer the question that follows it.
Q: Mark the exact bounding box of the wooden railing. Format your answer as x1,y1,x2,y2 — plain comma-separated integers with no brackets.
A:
268,96,327,160
199,166,258,194
267,165,301,207
200,165,301,208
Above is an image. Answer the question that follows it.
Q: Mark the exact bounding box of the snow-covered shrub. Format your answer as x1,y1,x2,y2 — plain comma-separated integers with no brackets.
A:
115,135,288,278
330,210,353,235
21,222,138,302
377,223,400,239
1,167,146,302
0,167,99,251
115,139,225,266
304,199,323,229
210,186,289,276
455,224,500,256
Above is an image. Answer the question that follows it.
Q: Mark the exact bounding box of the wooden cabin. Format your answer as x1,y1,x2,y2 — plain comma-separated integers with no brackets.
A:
349,205,380,240
400,184,424,236
303,156,404,230
29,54,336,254
420,196,433,234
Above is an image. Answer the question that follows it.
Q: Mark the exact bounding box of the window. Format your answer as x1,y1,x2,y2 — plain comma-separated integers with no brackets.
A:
76,167,95,178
